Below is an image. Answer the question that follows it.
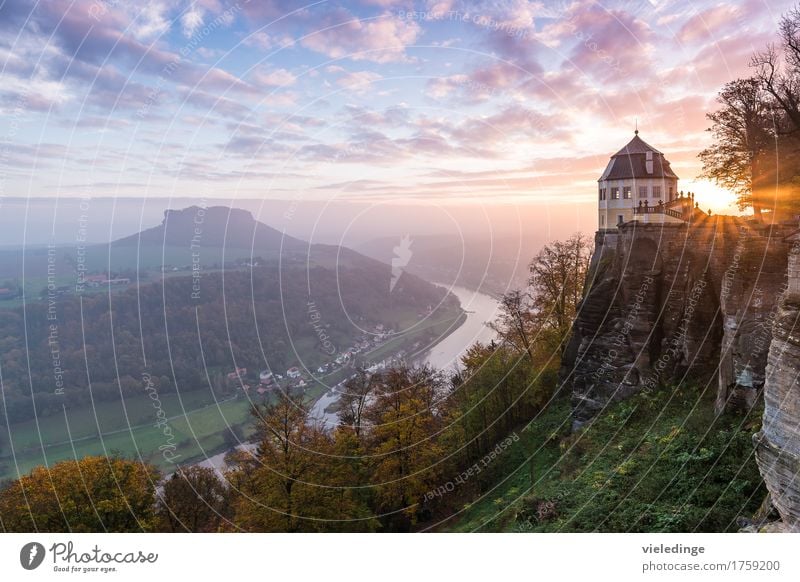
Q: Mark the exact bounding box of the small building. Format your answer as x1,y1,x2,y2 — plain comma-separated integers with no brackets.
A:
259,370,274,383
598,131,687,229
227,367,247,381
286,366,301,379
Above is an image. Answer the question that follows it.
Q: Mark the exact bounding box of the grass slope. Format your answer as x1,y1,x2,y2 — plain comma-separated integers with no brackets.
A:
442,386,765,533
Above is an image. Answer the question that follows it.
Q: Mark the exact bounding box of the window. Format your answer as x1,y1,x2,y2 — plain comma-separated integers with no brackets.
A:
600,215,605,226
611,187,619,199
638,186,648,199
617,214,624,224
652,185,661,198
669,186,674,201
599,188,606,201
623,186,632,199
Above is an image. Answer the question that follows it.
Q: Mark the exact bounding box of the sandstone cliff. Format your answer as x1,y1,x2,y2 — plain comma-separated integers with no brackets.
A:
562,217,791,427
755,231,800,532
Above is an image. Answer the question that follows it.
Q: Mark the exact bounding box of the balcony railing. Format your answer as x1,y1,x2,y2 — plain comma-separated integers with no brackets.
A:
633,199,697,221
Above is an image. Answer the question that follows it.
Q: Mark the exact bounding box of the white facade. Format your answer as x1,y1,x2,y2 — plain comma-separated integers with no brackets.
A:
598,176,679,228
597,133,682,229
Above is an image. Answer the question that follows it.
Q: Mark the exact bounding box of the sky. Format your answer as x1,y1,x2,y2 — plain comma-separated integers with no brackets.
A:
0,0,796,214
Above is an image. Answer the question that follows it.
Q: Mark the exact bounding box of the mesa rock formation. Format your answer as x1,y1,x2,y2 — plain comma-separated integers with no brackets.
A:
561,217,791,427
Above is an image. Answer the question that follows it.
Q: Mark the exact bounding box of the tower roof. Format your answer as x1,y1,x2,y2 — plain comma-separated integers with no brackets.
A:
599,132,678,181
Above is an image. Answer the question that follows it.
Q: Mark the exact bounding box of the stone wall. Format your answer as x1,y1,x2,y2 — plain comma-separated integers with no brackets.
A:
562,217,792,428
755,234,800,531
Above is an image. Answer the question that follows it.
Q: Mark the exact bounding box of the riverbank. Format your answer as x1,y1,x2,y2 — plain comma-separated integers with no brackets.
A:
184,285,500,476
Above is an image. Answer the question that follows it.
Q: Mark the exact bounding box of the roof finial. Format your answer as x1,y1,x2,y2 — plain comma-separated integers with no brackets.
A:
635,118,638,136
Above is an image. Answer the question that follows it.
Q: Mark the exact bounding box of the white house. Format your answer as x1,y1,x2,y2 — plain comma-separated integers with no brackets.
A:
598,131,695,229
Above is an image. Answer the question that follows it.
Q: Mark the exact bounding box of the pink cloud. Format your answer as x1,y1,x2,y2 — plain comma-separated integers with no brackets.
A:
677,4,746,44
562,1,655,82
300,11,421,63
251,67,298,87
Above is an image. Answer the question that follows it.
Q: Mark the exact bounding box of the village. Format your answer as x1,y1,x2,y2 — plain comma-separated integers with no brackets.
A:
221,323,418,400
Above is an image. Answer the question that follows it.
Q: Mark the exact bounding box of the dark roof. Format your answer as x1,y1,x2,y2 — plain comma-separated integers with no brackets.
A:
599,133,678,181
612,134,662,156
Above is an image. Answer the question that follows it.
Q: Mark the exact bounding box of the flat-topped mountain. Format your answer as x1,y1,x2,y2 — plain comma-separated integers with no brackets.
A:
112,206,308,252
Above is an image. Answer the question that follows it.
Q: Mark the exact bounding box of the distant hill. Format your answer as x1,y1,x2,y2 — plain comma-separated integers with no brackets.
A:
0,206,464,429
112,206,308,252
0,205,398,295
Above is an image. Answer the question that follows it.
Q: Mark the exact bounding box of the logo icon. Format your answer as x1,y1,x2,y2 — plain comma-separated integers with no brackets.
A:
20,542,46,570
390,235,413,292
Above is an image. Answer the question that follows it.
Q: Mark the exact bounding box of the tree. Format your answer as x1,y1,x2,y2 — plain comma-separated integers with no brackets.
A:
489,290,538,363
364,366,448,531
337,368,376,441
751,7,800,135
0,456,159,532
228,393,359,532
750,7,800,217
451,342,540,466
156,466,231,532
528,233,592,358
698,78,774,217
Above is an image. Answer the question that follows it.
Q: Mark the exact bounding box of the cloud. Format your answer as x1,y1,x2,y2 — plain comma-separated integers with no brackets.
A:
181,5,205,38
676,1,764,44
251,67,297,87
564,3,654,82
449,105,569,145
425,60,534,104
335,70,383,92
243,30,295,50
180,89,253,119
300,10,421,63
133,1,172,39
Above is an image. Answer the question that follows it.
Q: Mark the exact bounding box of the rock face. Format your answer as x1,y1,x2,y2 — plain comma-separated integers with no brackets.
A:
755,232,800,532
562,217,791,427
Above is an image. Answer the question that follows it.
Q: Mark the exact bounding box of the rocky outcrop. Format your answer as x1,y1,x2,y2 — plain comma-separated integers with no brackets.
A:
562,217,792,427
754,232,800,532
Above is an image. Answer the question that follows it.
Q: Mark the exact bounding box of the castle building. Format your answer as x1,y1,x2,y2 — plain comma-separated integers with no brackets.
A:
598,131,695,229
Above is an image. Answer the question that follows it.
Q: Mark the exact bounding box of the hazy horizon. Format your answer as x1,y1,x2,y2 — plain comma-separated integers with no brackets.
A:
0,196,596,248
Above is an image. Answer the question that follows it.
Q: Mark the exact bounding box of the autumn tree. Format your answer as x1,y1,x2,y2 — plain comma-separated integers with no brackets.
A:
449,342,543,467
528,233,592,358
364,366,449,531
156,466,231,532
488,289,538,363
699,78,774,217
750,6,800,217
228,392,373,532
337,368,377,441
227,394,329,531
0,456,159,532
490,239,587,362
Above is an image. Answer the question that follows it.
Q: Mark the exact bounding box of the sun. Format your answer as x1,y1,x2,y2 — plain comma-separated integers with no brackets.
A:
681,179,745,216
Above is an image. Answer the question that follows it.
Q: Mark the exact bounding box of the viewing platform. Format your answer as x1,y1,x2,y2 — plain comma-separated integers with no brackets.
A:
632,191,707,222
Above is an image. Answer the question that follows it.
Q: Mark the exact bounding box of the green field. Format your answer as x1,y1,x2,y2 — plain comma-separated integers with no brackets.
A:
0,305,466,483
0,387,257,482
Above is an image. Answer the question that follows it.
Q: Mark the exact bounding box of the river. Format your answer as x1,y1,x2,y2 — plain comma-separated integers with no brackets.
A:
192,285,500,474
418,285,500,371
308,285,500,427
